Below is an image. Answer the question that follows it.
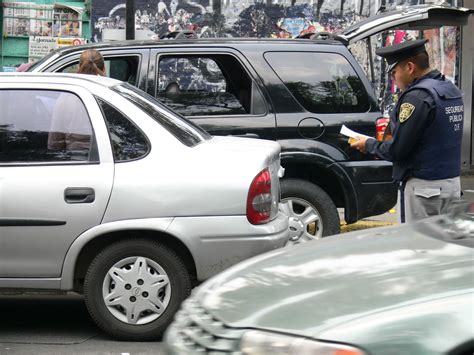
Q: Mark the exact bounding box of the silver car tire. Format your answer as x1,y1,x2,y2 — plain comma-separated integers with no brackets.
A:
84,239,191,341
280,178,340,245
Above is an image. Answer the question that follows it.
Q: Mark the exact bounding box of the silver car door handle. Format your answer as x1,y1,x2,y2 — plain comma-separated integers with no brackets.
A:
64,187,95,204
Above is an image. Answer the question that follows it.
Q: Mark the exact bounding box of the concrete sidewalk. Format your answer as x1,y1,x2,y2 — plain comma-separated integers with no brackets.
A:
340,172,474,233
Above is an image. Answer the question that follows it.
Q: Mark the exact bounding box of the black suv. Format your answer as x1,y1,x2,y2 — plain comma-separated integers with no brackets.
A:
29,5,472,239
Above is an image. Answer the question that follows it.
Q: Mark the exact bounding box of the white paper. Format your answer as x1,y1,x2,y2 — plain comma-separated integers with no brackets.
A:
340,125,371,139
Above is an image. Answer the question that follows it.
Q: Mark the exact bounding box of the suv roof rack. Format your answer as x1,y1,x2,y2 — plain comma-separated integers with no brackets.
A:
296,32,349,46
160,30,198,40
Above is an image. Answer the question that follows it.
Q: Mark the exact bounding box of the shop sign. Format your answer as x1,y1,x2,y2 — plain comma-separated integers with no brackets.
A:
28,36,57,58
29,36,86,61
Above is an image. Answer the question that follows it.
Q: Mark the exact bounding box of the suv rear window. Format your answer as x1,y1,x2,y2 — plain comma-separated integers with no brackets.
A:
265,52,370,114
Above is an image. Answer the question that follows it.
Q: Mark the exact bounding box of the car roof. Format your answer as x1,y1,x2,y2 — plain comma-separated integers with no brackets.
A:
0,72,121,87
47,37,344,56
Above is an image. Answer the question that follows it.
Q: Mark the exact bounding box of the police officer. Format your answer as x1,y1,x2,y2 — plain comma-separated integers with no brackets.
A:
351,39,464,223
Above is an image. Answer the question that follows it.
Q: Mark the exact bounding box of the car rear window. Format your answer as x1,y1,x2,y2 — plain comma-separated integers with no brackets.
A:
265,52,370,114
112,83,210,147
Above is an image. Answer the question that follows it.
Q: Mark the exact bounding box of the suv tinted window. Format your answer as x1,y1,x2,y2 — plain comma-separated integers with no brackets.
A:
156,55,264,116
265,52,370,114
59,56,140,85
0,90,96,163
97,98,150,162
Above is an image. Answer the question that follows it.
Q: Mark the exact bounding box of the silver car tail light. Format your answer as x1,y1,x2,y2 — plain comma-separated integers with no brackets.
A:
247,169,273,225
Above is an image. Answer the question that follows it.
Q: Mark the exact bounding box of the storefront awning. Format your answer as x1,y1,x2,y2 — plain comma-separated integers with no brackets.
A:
54,2,85,15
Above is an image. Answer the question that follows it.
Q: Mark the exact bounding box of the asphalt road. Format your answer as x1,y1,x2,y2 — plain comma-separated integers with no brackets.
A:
0,294,166,354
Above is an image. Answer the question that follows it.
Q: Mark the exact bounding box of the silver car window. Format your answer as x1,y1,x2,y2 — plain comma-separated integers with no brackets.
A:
0,89,98,163
96,98,150,162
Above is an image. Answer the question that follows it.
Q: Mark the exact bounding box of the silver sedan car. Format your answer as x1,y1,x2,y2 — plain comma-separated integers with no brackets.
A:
0,73,289,340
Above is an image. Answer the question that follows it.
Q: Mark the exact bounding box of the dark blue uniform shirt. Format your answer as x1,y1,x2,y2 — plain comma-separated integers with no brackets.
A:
366,69,463,182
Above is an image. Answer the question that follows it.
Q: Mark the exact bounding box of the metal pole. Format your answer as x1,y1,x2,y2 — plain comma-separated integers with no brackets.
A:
213,0,221,16
0,0,3,69
126,0,135,40
461,0,473,170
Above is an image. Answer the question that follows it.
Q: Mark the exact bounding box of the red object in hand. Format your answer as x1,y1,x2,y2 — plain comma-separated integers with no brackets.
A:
375,117,390,141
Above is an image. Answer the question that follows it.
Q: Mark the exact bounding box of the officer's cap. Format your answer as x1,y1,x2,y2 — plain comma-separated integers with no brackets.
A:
376,39,429,72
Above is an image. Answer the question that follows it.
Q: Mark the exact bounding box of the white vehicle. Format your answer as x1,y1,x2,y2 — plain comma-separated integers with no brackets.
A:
0,73,289,340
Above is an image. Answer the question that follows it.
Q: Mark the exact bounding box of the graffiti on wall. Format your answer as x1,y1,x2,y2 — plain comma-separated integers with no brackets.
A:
93,0,219,41
92,0,460,43
92,0,462,41
92,0,379,42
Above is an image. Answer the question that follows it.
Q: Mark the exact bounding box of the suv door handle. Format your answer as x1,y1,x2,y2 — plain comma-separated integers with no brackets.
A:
64,188,95,204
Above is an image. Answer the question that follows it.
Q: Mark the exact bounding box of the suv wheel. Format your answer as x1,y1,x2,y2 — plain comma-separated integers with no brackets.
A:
280,179,340,244
84,239,191,341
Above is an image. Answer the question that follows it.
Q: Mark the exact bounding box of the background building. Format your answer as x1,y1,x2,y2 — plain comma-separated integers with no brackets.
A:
0,0,90,70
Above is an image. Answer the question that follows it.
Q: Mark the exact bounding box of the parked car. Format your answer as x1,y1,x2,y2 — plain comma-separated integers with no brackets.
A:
28,5,473,241
0,73,289,340
164,202,474,354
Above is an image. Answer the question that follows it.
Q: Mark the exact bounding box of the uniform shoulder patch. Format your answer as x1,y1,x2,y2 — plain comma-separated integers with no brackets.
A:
399,103,416,123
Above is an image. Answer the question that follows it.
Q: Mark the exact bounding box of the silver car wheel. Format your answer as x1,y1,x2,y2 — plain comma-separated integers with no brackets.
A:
280,198,323,244
102,256,171,325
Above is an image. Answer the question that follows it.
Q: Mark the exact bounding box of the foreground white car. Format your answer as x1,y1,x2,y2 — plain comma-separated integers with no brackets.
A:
0,73,289,340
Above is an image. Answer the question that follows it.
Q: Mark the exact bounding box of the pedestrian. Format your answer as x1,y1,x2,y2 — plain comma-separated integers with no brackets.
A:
77,49,106,76
350,39,464,223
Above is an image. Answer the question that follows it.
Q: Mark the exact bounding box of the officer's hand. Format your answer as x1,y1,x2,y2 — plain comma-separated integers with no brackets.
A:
350,136,368,153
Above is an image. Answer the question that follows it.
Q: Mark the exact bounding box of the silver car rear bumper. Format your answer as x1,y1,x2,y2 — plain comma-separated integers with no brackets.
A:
167,212,289,280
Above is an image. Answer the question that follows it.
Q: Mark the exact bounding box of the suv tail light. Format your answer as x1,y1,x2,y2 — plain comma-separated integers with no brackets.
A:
375,117,390,141
247,169,272,225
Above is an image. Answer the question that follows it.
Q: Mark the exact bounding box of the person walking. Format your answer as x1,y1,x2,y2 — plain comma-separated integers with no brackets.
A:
351,39,464,223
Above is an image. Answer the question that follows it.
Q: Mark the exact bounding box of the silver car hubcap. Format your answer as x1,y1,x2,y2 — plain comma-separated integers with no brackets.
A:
280,198,323,244
102,256,171,325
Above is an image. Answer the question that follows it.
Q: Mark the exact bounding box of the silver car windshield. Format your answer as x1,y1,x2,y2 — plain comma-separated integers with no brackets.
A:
436,202,474,248
113,83,211,147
